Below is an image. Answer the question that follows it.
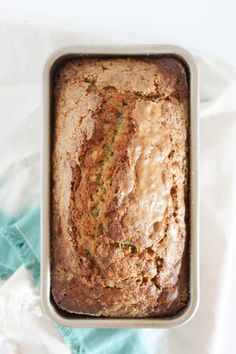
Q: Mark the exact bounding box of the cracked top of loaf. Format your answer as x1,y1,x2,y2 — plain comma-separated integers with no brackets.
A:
51,57,189,317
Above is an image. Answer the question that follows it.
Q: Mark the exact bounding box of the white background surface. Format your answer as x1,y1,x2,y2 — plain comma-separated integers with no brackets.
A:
0,1,236,353
0,0,236,65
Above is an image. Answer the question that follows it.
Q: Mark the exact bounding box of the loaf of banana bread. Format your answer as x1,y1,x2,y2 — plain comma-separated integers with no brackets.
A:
51,57,189,317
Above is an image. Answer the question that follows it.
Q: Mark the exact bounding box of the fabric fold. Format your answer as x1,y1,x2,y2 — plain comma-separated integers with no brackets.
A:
0,208,40,286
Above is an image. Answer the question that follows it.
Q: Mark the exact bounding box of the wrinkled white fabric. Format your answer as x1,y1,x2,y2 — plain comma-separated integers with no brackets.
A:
0,22,236,354
0,267,70,354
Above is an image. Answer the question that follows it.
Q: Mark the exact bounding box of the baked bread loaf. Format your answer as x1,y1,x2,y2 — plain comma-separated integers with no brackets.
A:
51,57,189,318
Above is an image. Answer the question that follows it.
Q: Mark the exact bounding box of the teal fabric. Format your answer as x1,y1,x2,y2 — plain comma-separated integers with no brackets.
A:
0,236,21,278
0,208,155,354
0,211,23,278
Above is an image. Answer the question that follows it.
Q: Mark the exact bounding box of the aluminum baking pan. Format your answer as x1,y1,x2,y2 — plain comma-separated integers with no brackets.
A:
41,45,199,328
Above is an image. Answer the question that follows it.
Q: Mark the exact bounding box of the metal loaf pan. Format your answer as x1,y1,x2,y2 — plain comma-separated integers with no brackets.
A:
41,45,199,328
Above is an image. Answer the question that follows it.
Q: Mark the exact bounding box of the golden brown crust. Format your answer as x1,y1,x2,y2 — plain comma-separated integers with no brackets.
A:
51,57,189,317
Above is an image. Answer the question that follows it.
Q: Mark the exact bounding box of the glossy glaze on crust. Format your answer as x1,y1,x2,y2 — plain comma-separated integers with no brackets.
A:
51,57,189,317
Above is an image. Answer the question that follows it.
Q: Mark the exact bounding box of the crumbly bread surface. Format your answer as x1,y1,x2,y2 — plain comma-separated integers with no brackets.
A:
51,57,189,317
